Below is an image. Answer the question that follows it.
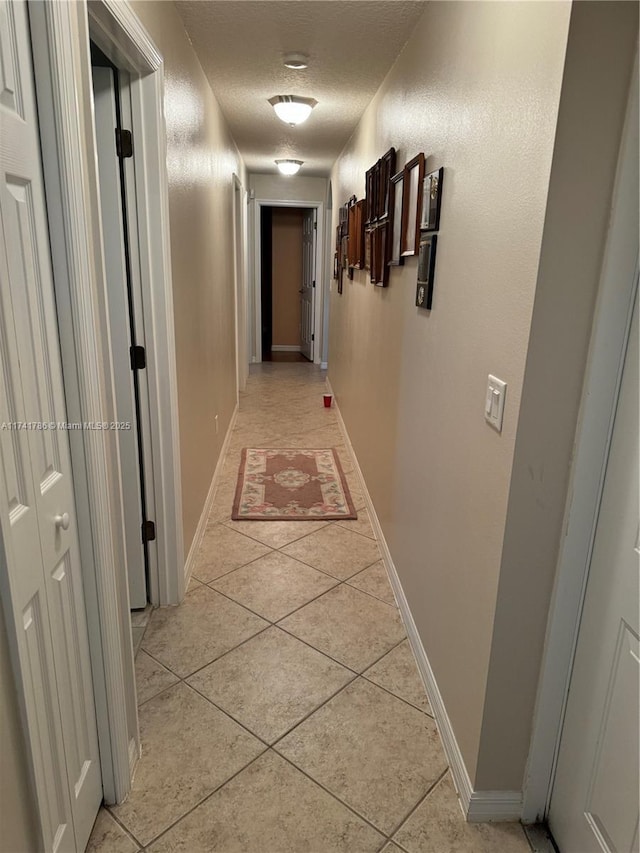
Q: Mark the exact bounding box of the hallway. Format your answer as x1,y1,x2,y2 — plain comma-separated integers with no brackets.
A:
89,365,531,852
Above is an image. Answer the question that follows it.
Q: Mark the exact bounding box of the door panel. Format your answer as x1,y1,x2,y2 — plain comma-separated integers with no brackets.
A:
300,208,315,361
0,2,102,849
21,592,73,853
549,295,639,852
91,66,147,608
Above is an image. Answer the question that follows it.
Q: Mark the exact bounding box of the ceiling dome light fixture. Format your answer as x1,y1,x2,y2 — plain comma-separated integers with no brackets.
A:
275,159,303,176
283,53,309,70
268,95,317,126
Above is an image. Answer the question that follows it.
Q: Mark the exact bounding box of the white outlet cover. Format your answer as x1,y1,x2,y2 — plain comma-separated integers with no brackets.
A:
485,375,507,432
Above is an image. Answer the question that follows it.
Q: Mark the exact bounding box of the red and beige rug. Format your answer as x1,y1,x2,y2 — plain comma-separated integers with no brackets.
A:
232,448,357,521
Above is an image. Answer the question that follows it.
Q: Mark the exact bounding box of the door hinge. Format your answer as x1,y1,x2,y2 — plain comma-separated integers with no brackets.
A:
142,520,156,543
312,280,316,288
115,128,133,159
130,345,146,370
311,334,315,341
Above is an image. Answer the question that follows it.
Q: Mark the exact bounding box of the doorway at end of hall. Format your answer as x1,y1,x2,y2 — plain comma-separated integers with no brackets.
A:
261,206,313,362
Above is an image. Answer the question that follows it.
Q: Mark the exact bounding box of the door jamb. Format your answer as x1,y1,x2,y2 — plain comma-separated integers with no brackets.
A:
28,0,184,806
87,0,184,608
232,174,248,398
522,60,638,822
252,199,325,364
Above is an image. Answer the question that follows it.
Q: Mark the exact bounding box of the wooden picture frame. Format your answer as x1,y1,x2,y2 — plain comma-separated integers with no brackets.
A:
369,227,377,283
420,167,443,232
388,170,405,267
370,226,379,283
377,147,396,221
416,234,437,309
401,153,425,256
365,165,377,225
348,199,366,269
374,223,390,286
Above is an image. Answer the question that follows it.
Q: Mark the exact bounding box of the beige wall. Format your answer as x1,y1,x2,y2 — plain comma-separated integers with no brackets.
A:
250,174,327,204
329,0,636,793
131,0,245,555
272,209,303,347
475,2,638,791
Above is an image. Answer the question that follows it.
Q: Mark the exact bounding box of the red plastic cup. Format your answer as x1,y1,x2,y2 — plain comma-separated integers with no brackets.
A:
323,394,332,408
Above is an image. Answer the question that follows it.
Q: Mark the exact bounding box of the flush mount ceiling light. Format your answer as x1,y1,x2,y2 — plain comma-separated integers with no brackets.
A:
275,159,303,176
268,95,317,126
283,53,309,70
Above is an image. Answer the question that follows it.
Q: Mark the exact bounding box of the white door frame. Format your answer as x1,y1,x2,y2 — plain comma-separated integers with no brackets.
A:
522,58,638,823
232,174,249,396
28,0,184,805
252,198,325,364
86,1,184,608
91,66,148,610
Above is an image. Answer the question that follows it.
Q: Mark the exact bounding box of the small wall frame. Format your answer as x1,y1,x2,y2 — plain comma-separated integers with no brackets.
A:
401,153,425,257
364,227,372,272
371,223,390,287
420,167,443,232
348,199,366,269
388,170,405,267
377,147,396,222
365,165,377,225
416,234,437,309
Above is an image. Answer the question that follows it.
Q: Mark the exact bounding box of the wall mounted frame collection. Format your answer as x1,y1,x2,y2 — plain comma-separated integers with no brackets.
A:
335,148,444,308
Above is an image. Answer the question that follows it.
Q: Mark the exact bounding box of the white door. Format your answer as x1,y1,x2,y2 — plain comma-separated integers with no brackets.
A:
549,291,639,852
0,2,102,851
92,66,147,608
300,208,315,361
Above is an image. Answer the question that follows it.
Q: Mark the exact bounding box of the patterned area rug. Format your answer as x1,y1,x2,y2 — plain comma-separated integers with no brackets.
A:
232,448,357,521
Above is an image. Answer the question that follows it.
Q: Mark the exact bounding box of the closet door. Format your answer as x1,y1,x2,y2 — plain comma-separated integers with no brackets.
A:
0,2,102,849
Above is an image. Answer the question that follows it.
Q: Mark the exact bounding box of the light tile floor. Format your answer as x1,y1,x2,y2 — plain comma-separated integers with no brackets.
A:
130,604,152,657
88,363,533,852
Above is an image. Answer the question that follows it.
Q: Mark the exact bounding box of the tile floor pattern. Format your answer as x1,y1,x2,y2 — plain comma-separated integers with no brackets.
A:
89,364,533,853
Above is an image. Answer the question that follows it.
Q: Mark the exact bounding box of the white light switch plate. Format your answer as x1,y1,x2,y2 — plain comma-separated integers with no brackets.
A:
485,375,507,432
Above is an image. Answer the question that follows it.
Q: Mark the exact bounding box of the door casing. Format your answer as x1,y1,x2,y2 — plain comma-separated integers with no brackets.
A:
26,0,185,808
91,64,149,609
232,174,249,397
300,208,316,361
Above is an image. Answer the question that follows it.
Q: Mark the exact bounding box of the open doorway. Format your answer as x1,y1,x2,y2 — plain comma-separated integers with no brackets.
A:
91,42,155,620
90,44,154,643
260,205,316,362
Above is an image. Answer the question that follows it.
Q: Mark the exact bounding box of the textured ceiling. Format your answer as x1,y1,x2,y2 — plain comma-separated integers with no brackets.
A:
174,1,428,176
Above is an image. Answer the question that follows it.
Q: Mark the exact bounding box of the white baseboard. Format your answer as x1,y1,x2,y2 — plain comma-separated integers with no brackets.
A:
271,345,301,352
320,361,328,370
467,790,524,822
183,403,238,591
328,379,523,824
